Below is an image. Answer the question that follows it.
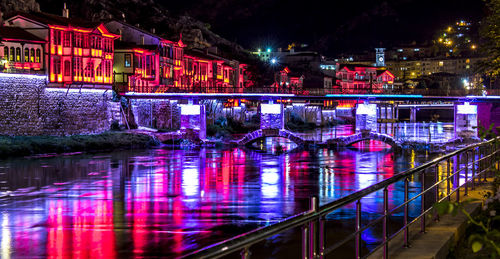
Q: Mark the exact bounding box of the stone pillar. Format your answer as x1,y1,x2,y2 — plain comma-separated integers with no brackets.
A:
410,107,417,123
355,103,377,133
261,103,284,130
180,104,206,140
316,106,323,126
454,102,478,139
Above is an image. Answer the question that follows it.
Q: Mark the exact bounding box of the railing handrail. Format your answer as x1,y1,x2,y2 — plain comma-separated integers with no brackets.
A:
183,137,500,259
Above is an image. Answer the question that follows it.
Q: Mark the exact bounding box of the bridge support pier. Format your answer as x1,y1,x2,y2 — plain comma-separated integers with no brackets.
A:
180,103,206,141
261,103,284,130
356,103,378,133
454,102,478,139
410,107,417,123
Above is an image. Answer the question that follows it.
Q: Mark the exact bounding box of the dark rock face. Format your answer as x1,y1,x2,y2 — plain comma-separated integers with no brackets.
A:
30,0,245,53
0,0,40,19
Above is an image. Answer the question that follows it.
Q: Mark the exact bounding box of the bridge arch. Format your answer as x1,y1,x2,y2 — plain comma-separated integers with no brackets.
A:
235,129,305,147
327,132,401,149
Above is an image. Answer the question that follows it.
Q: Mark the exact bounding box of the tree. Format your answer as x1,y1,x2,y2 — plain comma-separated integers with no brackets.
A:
479,0,500,78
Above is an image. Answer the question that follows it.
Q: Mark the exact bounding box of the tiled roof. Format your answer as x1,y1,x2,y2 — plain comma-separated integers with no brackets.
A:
0,26,44,42
6,11,100,29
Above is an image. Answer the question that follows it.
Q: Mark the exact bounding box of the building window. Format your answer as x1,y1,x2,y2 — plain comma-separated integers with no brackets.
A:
9,47,14,61
36,49,41,63
15,47,21,62
73,57,83,79
4,47,8,60
74,33,82,48
124,54,131,67
24,48,29,62
53,58,61,75
96,63,102,78
63,32,71,47
64,60,71,76
53,30,62,45
30,48,35,62
83,35,90,48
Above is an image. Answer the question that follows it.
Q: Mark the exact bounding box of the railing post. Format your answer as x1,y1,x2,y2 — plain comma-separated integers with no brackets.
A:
355,200,362,259
454,155,460,202
318,217,325,259
240,247,251,259
404,177,410,247
434,164,440,222
471,148,476,190
309,196,318,259
447,159,451,201
302,225,309,259
464,151,469,196
383,187,389,259
420,171,426,233
483,146,487,182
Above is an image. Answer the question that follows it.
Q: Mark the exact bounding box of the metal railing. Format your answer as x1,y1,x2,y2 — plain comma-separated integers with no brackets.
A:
183,137,500,259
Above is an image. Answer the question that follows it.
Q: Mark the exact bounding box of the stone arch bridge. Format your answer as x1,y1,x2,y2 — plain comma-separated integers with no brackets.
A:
234,129,306,147
326,131,402,149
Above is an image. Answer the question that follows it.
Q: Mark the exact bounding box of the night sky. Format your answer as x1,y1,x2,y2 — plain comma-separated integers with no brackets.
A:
164,0,485,55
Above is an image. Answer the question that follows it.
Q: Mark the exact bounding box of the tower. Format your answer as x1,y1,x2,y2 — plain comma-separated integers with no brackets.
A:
375,48,385,67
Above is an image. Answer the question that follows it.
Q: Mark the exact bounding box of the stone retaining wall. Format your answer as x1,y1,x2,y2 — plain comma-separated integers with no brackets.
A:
131,99,180,129
0,74,115,136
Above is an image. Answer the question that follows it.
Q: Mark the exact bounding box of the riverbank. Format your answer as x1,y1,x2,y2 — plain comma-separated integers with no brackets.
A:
0,132,156,159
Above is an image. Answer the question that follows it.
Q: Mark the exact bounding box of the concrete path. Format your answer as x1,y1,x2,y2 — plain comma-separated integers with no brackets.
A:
368,182,492,259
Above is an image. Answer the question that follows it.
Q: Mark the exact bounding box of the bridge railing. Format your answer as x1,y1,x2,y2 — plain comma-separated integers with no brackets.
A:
183,137,500,259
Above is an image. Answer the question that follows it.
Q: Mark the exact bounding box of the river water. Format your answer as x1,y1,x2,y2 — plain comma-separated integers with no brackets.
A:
0,123,455,258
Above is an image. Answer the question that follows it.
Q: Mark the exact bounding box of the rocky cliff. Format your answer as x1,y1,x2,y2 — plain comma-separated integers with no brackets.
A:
7,0,247,54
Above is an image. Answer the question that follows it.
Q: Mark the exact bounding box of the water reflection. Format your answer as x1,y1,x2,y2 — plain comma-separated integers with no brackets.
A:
298,122,454,143
0,135,449,257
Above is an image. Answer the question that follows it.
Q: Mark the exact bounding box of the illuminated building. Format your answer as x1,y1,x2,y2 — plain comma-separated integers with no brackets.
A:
385,57,483,80
335,64,395,94
0,27,45,73
105,21,250,94
4,8,120,88
104,20,183,93
183,48,250,93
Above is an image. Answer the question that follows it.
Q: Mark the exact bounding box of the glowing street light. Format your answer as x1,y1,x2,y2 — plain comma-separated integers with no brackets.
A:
267,48,271,53
270,58,277,64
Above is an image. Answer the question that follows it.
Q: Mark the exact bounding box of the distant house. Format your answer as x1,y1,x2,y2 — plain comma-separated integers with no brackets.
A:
0,26,45,74
4,10,119,88
335,64,395,94
273,66,304,93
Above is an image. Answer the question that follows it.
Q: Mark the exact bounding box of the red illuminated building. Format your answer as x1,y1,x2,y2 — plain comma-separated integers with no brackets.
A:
184,48,250,93
104,20,184,93
0,27,45,73
335,64,395,94
105,20,251,93
4,9,120,88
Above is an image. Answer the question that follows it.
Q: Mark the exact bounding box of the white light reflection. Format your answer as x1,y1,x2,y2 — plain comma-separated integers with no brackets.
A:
261,168,279,199
182,168,200,196
1,213,11,259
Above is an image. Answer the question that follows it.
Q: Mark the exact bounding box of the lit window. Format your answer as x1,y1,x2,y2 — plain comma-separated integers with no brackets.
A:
9,47,14,61
30,48,35,62
24,48,29,62
3,47,8,60
16,47,21,62
124,54,131,67
36,49,41,63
